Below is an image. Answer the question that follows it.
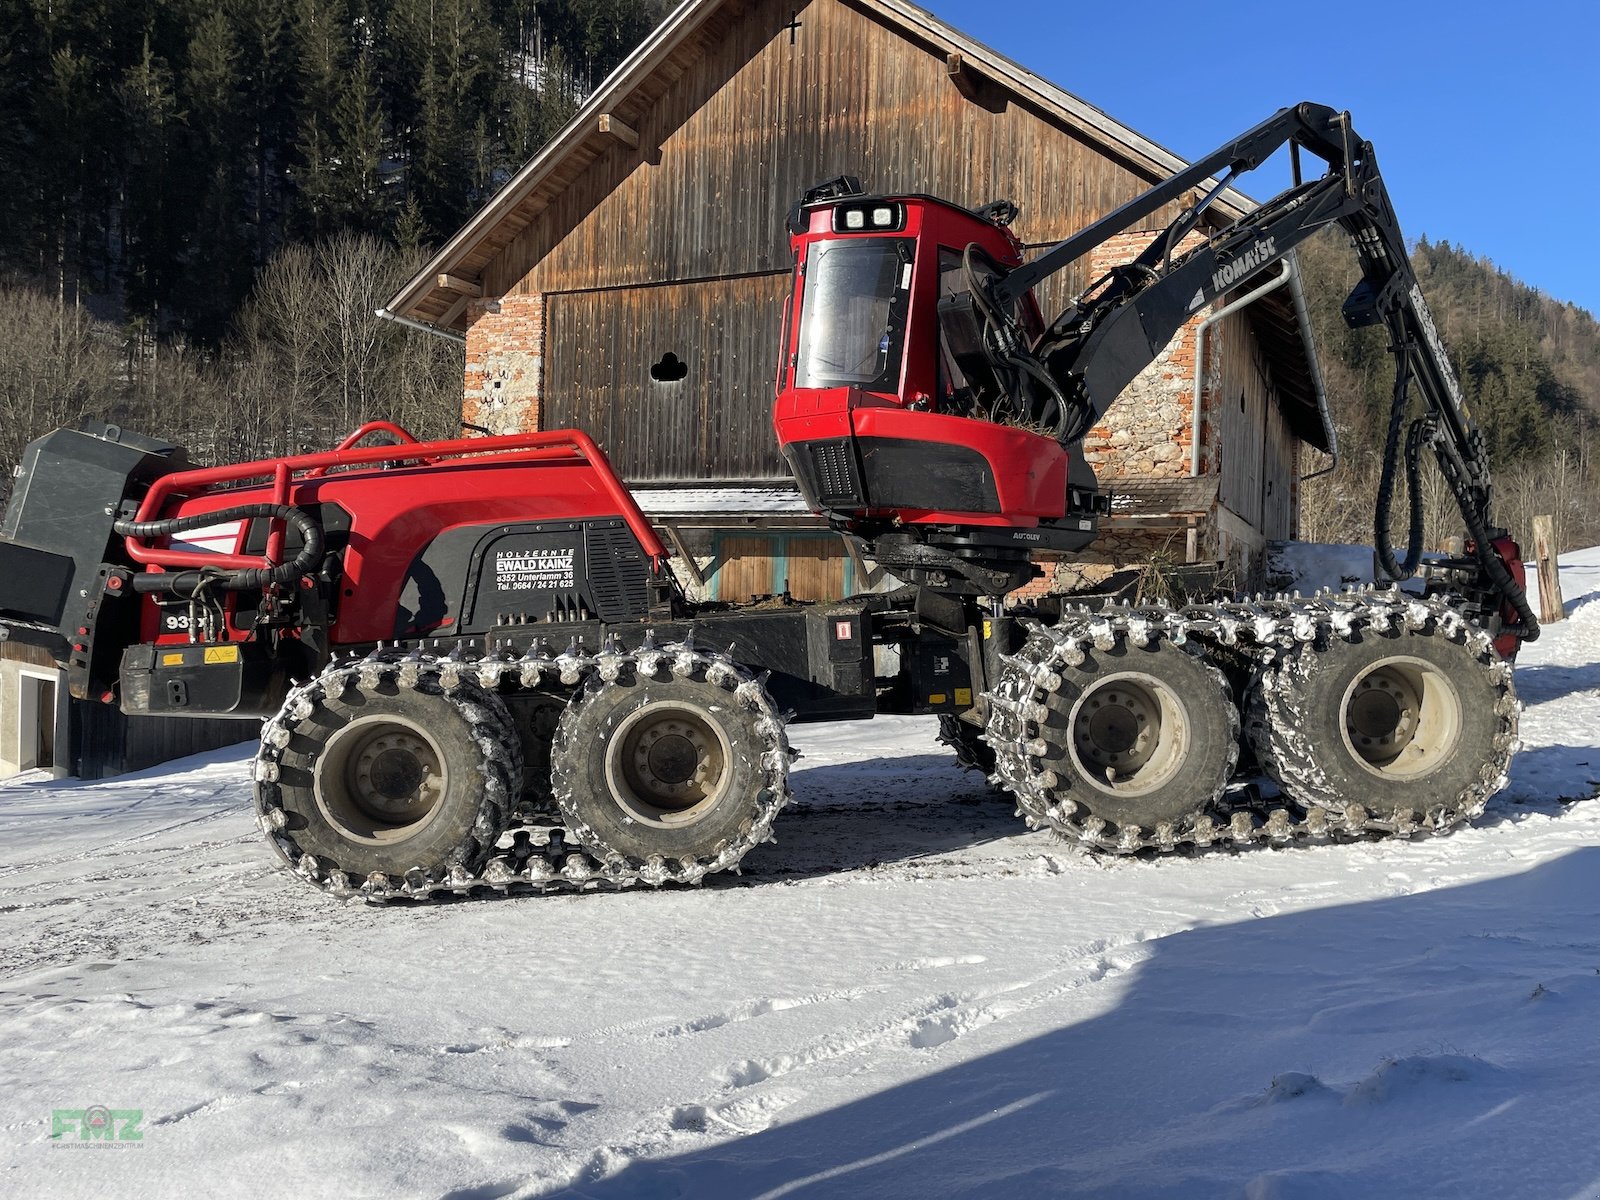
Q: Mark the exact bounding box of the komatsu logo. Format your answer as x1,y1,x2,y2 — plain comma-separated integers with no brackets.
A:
1211,237,1277,293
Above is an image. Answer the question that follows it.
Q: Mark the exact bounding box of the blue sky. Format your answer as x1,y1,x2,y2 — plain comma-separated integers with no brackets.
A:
919,0,1599,317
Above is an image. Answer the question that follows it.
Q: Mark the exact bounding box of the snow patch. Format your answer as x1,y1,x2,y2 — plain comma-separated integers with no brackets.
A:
1342,1053,1507,1106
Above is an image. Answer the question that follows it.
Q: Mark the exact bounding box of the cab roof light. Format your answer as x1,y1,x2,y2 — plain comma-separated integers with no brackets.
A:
831,201,906,234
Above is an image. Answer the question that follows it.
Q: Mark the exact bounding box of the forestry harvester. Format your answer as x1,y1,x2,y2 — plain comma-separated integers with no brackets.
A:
0,104,1537,900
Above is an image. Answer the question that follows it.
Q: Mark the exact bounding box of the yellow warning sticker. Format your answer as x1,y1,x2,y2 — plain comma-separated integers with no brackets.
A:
955,687,972,707
161,652,185,667
929,693,947,705
982,619,992,640
204,646,240,664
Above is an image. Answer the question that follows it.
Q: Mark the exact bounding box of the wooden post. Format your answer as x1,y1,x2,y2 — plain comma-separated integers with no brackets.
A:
1532,514,1564,624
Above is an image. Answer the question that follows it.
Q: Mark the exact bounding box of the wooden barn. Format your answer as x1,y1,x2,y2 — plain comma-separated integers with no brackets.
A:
381,0,1333,601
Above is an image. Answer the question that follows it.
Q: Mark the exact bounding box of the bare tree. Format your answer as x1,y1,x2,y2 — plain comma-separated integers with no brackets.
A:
0,284,120,502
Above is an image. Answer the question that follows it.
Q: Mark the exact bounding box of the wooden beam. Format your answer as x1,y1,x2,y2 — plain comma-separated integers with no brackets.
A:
661,522,707,588
437,273,482,298
438,292,471,330
946,53,1006,113
597,113,640,149
1533,514,1565,623
946,53,981,101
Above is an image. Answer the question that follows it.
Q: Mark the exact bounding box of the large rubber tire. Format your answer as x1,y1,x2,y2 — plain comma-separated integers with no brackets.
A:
260,672,515,881
1028,630,1239,839
1247,621,1514,822
552,666,778,866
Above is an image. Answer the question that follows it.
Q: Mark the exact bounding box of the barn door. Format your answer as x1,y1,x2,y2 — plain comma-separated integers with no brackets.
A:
18,671,59,770
543,273,792,483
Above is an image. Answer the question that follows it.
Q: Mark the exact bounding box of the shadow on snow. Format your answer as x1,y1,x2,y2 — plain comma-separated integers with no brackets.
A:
547,849,1600,1200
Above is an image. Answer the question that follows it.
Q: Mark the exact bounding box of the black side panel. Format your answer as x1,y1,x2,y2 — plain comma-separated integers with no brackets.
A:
582,522,653,623
1,428,185,634
785,439,865,510
0,543,75,625
858,437,1001,513
399,518,656,638
1,423,180,545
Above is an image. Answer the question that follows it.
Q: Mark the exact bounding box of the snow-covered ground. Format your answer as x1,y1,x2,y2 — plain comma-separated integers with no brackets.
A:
4,552,1600,1200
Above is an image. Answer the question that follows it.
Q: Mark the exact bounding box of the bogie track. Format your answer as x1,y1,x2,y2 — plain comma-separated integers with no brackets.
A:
253,636,793,903
982,588,1518,855
250,589,1517,905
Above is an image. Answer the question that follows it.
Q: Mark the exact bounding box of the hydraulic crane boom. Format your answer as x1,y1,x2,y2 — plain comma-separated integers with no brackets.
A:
947,101,1537,640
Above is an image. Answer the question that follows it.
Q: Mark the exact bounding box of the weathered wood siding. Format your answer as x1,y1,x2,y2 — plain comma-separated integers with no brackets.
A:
780,534,848,600
496,0,1186,483
69,702,253,781
713,531,850,601
545,274,791,480
1217,309,1298,540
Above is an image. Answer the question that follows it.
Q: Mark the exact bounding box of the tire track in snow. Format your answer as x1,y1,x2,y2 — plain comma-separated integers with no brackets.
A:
528,931,1155,1195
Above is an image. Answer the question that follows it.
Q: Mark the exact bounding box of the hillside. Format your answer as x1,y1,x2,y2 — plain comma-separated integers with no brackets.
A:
1294,229,1600,552
0,0,668,340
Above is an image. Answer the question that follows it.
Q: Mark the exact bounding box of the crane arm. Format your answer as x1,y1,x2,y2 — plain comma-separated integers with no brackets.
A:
952,101,1537,640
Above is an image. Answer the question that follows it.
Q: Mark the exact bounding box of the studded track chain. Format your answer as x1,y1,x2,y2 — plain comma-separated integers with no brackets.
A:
981,588,1520,856
252,633,794,904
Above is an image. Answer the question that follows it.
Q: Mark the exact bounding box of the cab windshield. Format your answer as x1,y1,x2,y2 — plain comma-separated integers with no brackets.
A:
793,238,914,392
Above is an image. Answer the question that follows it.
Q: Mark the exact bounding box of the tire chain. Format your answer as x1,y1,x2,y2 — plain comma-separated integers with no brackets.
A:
981,588,1521,855
936,714,999,783
252,632,794,904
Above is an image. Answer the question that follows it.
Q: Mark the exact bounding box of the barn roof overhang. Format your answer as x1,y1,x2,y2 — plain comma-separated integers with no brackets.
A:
1251,266,1334,454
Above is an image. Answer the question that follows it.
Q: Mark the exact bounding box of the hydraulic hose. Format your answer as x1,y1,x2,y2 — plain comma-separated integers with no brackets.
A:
116,504,324,595
1374,366,1426,581
1375,356,1540,642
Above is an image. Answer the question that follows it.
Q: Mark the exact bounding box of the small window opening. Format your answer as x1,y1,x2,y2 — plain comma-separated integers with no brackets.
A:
651,352,688,383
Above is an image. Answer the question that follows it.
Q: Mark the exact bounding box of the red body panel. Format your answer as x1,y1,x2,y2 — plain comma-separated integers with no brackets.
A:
773,385,1067,524
130,427,663,647
1491,535,1528,661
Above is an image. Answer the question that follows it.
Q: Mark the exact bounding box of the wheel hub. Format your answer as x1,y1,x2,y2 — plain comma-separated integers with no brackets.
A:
607,702,732,826
1341,657,1461,777
367,747,427,804
646,732,700,786
315,716,449,843
1070,676,1179,792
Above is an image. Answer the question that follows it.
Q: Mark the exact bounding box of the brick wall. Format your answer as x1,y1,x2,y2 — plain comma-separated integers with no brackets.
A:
1080,230,1212,482
464,293,544,435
